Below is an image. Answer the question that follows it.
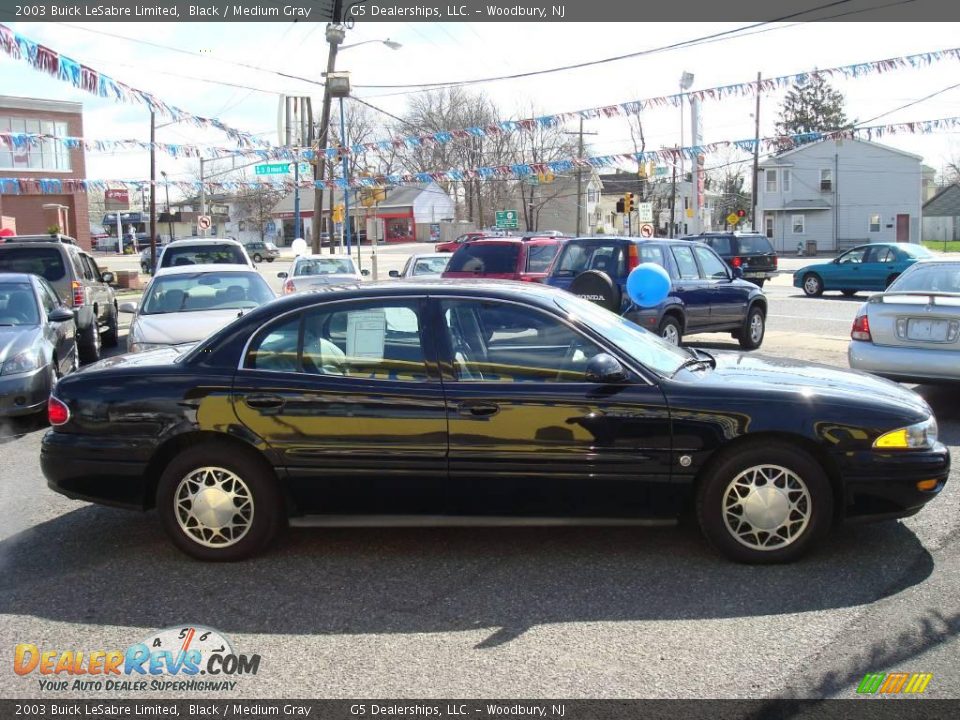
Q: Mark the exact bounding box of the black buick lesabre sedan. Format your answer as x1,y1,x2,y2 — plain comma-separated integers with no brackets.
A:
41,281,949,563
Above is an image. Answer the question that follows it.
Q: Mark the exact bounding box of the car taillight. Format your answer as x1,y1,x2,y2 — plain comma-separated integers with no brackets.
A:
851,313,872,341
283,279,296,295
731,257,742,268
71,280,84,306
627,244,640,271
772,256,778,269
48,396,70,426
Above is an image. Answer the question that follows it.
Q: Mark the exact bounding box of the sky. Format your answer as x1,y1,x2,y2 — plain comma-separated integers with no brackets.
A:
2,20,960,199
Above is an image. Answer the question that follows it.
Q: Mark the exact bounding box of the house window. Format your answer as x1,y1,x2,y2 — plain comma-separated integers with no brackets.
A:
782,170,791,192
765,169,777,193
586,189,599,203
792,214,805,234
869,214,881,232
0,116,72,171
820,169,833,192
765,216,774,239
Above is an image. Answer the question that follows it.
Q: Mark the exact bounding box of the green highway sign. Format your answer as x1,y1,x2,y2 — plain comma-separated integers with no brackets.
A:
496,210,519,228
255,163,290,176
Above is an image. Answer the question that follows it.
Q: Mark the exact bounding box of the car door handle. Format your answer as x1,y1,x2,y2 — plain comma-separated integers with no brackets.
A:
457,401,500,417
244,394,285,410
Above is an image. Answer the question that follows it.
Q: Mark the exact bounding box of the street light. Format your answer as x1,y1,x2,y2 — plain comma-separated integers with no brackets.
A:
678,71,694,236
160,171,173,242
340,38,402,51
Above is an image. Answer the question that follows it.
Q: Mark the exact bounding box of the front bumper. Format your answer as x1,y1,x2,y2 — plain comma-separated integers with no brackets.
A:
837,442,950,520
848,339,960,383
0,365,50,417
41,430,152,510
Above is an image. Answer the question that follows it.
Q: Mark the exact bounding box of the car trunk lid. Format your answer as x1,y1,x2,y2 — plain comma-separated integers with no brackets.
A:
864,292,960,349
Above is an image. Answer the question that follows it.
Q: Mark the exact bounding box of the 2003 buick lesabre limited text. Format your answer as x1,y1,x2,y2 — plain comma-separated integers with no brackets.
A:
41,281,949,563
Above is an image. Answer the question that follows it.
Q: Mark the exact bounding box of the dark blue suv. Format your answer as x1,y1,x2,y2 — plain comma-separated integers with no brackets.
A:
545,236,767,348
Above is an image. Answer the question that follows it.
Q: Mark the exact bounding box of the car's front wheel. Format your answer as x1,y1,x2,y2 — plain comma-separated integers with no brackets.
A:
696,442,832,564
802,273,823,297
252,253,263,263
101,305,119,348
157,443,284,561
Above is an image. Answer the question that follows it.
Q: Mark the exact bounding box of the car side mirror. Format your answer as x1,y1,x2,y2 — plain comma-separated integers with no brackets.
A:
277,272,288,279
101,271,115,284
585,353,627,384
361,269,370,277
47,307,74,323
388,270,400,278
118,302,138,313
731,266,743,280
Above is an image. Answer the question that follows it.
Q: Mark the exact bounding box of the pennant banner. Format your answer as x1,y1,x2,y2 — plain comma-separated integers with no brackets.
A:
0,23,270,148
4,117,959,194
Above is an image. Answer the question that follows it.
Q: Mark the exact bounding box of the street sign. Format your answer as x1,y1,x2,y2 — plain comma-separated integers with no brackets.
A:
727,212,741,226
637,202,653,223
197,215,211,230
639,223,655,238
495,210,518,229
289,162,312,176
654,166,668,177
255,163,290,176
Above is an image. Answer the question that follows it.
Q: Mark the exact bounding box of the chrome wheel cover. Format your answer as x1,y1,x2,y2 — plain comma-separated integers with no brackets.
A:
722,464,811,551
749,312,764,343
661,324,680,345
174,467,254,548
803,276,820,294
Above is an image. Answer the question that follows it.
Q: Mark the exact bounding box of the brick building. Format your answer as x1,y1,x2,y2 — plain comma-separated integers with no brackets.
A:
0,95,91,249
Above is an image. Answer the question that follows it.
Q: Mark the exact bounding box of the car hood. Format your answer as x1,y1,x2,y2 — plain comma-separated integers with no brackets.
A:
131,309,245,345
690,351,931,417
0,325,42,365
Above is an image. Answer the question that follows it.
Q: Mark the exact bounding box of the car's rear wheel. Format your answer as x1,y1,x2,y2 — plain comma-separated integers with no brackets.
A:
738,305,765,350
696,442,832,564
78,321,101,364
157,444,284,561
841,289,857,297
266,257,275,263
802,273,823,297
658,315,682,346
101,305,119,348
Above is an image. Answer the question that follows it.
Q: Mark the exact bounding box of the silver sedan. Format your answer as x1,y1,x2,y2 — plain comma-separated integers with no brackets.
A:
848,259,960,383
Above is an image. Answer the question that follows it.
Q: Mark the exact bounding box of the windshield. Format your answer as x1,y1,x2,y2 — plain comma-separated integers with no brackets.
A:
0,247,66,282
0,283,40,326
447,243,520,274
554,294,690,376
160,243,247,267
294,258,357,276
887,263,960,294
413,257,449,275
141,272,273,314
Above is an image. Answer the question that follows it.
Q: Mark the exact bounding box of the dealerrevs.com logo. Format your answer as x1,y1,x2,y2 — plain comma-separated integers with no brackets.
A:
13,625,260,693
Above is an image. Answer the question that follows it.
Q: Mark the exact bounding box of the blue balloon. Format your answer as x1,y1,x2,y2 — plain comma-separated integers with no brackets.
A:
626,262,671,308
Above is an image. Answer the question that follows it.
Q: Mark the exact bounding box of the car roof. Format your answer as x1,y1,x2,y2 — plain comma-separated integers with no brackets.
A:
294,254,356,261
0,272,38,284
165,238,244,247
154,264,262,277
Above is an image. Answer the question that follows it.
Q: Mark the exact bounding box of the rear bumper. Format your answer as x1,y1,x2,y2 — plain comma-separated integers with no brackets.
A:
0,366,50,417
848,340,960,383
837,443,950,520
41,430,151,510
741,270,776,280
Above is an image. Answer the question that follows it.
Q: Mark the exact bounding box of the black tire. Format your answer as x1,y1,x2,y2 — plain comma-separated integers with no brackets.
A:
266,257,275,263
802,273,823,297
78,321,101,364
252,253,263,263
156,443,284,561
658,314,683,346
141,263,150,275
886,273,900,289
841,289,858,297
569,270,622,312
101,306,119,348
738,304,765,350
696,441,833,564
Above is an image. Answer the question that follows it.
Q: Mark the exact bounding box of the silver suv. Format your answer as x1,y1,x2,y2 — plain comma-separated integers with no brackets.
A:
0,234,118,363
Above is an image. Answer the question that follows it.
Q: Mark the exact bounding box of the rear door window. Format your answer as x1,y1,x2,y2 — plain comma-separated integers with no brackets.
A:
79,255,97,281
670,245,701,280
447,244,520,274
737,235,775,255
0,247,66,282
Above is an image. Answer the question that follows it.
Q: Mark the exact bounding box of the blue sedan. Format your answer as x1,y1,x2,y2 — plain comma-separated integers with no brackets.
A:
794,243,933,297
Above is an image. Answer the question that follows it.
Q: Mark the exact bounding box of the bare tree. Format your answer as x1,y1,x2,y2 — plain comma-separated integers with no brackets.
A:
233,171,284,242
510,109,579,232
705,149,753,229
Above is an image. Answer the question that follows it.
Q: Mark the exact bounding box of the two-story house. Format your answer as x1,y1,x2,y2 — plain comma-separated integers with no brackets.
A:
756,138,922,253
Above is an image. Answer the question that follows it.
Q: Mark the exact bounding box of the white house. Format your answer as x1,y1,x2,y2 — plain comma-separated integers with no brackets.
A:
756,138,922,253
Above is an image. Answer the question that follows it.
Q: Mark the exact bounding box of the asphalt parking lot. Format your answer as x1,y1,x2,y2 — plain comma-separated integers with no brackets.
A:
1,245,958,700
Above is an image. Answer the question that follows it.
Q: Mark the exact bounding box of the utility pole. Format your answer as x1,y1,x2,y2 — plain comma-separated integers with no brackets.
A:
669,155,677,238
564,119,597,235
751,72,761,231
149,111,157,270
312,0,345,255
199,157,207,238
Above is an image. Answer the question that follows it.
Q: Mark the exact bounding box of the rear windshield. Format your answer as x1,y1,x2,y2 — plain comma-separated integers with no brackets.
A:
888,263,960,294
702,236,732,255
737,235,775,254
553,243,625,278
447,244,520,274
0,247,66,282
900,244,933,259
525,244,560,272
160,244,247,267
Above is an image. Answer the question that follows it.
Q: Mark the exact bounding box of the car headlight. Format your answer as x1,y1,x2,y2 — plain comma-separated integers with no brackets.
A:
874,417,938,450
1,348,42,375
127,341,168,354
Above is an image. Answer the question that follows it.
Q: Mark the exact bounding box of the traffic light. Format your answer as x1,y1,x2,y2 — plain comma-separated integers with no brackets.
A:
737,209,746,218
616,198,625,214
624,192,634,213
332,205,344,223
